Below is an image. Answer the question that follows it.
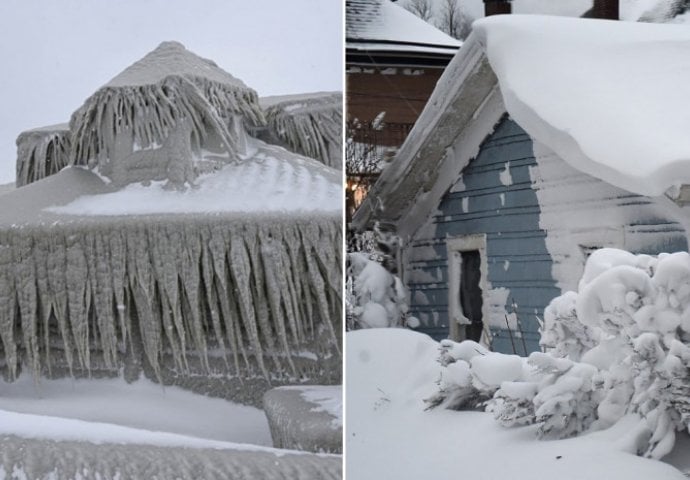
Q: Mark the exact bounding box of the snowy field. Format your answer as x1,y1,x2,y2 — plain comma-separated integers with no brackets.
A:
347,329,687,480
0,375,274,449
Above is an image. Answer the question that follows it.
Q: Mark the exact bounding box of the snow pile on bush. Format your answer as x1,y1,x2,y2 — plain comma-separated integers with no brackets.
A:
346,226,419,330
347,252,408,328
426,248,690,459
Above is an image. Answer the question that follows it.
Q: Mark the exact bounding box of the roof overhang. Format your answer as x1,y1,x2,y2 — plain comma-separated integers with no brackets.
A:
352,33,506,239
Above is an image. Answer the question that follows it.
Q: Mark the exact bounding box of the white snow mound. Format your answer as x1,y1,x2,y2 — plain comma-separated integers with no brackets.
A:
474,15,690,197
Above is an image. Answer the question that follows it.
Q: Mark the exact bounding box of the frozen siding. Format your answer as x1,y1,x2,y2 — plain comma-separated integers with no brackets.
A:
406,117,559,353
405,117,689,355
531,140,688,293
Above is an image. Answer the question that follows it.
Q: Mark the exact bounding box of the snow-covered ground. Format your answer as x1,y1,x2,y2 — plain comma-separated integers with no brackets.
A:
0,375,274,450
347,328,687,479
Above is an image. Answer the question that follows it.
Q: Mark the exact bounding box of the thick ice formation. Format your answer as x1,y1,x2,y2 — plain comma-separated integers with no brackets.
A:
1,41,342,410
15,124,70,187
263,385,342,453
48,143,341,216
474,15,690,196
69,41,265,186
0,434,341,480
0,195,341,383
261,92,342,169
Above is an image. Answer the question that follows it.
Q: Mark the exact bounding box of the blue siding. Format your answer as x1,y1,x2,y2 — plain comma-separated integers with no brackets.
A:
409,116,557,353
407,116,688,355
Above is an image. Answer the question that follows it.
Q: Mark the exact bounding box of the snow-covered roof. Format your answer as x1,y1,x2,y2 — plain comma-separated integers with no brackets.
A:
105,41,248,89
0,139,340,226
474,15,690,197
346,0,461,55
354,14,690,233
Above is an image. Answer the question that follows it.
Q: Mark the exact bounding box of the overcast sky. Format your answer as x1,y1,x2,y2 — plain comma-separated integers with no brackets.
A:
0,0,342,184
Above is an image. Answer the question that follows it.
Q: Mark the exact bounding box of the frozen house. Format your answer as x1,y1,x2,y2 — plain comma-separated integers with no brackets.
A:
0,41,341,477
353,9,690,354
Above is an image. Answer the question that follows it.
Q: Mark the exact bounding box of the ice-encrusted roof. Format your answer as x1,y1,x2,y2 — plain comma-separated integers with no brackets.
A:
260,92,342,169
69,41,265,168
346,0,461,54
0,138,341,226
105,41,249,89
354,14,690,233
474,15,690,197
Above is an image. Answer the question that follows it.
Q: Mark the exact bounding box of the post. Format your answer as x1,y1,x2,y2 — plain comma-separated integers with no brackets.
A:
483,0,511,16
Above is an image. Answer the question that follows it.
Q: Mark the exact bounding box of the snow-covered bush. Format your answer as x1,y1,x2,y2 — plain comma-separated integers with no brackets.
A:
426,248,690,459
347,252,408,328
346,225,419,330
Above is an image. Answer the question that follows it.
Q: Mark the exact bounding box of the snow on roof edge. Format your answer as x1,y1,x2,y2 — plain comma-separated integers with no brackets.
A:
352,34,494,233
473,15,690,198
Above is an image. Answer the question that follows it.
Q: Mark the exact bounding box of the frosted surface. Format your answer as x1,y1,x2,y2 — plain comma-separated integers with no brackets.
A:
48,143,341,216
475,15,690,196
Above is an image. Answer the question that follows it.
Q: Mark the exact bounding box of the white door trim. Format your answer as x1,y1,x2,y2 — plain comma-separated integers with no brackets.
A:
446,234,491,345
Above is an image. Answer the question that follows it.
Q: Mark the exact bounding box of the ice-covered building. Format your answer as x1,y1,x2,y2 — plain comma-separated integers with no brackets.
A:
353,11,690,353
1,41,342,396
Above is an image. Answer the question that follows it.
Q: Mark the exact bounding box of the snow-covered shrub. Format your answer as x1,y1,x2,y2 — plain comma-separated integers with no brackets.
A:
427,248,690,458
347,252,408,328
346,225,418,330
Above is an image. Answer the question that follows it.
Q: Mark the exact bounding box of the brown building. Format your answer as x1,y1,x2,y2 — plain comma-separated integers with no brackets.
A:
346,0,461,218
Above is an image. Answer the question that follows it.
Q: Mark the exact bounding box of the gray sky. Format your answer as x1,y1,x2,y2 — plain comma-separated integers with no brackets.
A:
0,0,343,184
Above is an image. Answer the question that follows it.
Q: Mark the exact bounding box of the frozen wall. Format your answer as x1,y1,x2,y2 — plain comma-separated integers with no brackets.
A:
530,140,688,293
0,210,342,404
405,117,557,353
404,117,687,355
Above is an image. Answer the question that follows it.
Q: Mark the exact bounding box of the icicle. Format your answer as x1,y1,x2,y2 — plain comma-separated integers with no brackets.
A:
0,242,17,380
0,215,341,384
229,232,270,379
15,125,71,187
260,230,299,377
65,236,90,372
244,225,283,373
263,93,342,168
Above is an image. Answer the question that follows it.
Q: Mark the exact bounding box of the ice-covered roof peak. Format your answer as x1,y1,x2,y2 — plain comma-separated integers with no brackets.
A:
475,14,690,197
105,40,247,89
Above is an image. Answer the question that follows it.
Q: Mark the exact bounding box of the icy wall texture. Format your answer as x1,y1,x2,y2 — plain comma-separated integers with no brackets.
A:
263,93,342,170
0,434,341,480
0,214,342,393
15,125,71,187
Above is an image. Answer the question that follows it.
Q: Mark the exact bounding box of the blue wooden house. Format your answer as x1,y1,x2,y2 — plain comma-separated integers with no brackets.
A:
352,19,690,354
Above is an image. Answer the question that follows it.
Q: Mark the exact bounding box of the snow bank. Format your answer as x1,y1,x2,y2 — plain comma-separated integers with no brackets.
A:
347,328,685,480
474,15,690,196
